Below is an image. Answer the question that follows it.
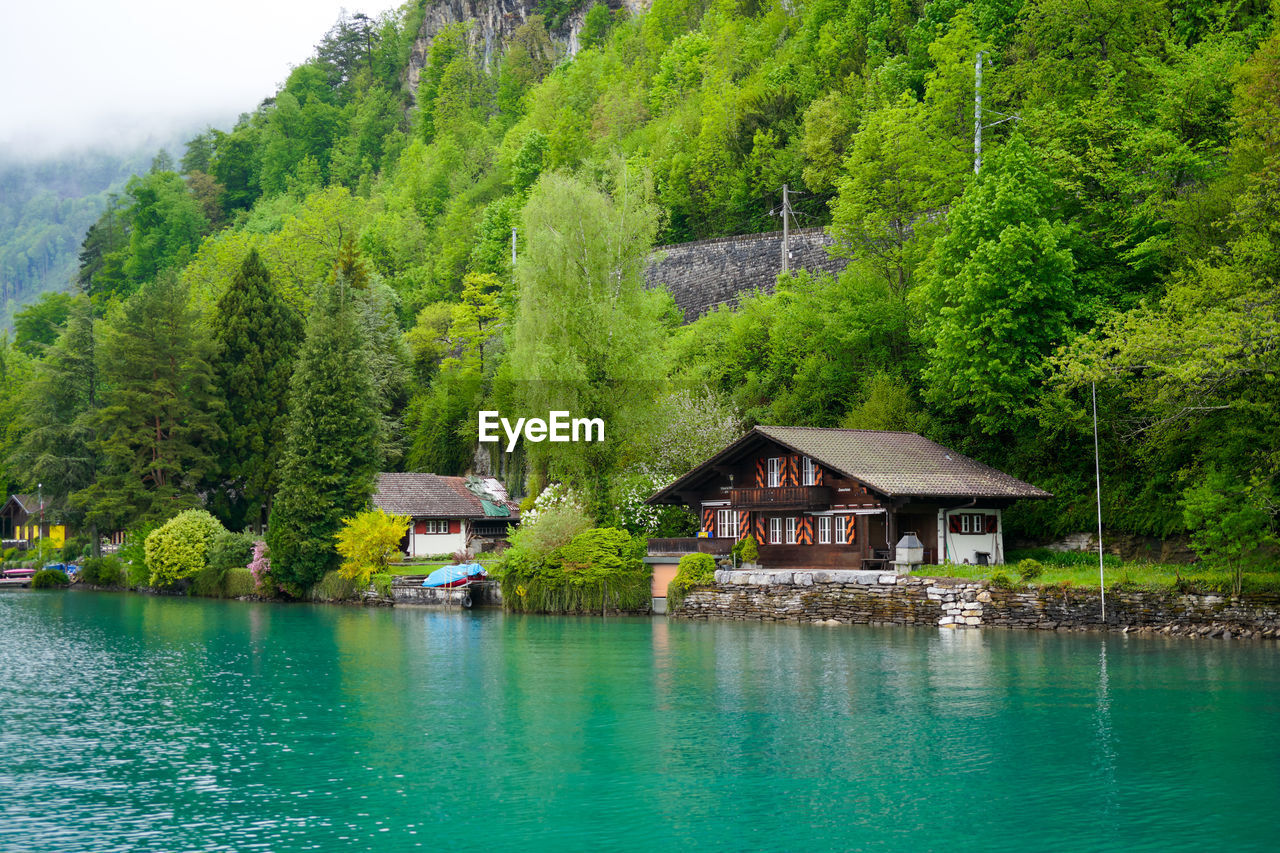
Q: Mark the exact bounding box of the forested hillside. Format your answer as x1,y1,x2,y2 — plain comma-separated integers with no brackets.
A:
0,147,158,331
3,0,1277,587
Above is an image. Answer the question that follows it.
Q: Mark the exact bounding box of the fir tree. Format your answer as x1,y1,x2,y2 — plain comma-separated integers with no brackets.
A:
75,272,221,530
267,277,380,592
11,297,99,542
209,249,303,529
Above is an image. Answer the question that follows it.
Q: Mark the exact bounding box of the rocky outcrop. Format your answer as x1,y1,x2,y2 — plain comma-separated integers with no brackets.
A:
403,0,650,96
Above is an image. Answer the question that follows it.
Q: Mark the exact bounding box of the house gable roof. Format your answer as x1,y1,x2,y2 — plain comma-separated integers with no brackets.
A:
648,426,1052,503
372,474,519,519
2,495,39,515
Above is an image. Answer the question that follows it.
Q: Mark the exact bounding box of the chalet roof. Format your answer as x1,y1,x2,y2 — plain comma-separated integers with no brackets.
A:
2,495,39,515
372,473,519,519
649,426,1052,503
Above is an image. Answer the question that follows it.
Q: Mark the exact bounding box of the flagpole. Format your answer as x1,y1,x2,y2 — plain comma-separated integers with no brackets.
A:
1093,382,1106,622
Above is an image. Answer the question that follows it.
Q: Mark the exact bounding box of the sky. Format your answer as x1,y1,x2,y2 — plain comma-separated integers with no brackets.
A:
0,0,403,160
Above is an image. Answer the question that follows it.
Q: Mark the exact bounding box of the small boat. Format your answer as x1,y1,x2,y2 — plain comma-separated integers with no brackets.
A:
422,563,487,588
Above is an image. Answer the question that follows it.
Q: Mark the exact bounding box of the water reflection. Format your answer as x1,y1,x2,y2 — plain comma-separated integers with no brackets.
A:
0,593,1277,851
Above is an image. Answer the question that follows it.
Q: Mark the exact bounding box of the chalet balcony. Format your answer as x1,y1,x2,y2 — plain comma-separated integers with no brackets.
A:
728,485,832,509
647,538,733,557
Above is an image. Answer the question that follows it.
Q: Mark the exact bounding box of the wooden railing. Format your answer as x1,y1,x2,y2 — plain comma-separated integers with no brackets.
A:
647,538,733,556
728,486,832,509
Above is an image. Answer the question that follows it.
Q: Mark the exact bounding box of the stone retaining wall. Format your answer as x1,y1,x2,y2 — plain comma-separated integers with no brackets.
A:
646,228,848,322
673,570,1280,639
390,579,502,607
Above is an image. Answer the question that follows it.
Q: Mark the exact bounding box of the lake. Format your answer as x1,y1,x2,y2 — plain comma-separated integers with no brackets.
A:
1,590,1277,851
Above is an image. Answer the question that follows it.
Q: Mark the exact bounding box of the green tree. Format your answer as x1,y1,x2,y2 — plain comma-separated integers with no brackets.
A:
209,249,304,530
267,278,380,593
10,297,99,544
919,134,1077,436
12,291,73,354
1181,469,1275,597
76,273,221,531
829,95,957,295
506,170,669,496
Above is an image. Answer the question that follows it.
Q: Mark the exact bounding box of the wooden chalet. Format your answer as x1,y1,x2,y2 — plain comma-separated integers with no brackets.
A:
646,426,1051,574
372,473,520,558
0,494,67,550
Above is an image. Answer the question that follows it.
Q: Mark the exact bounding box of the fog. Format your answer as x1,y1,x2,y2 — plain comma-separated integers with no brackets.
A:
0,0,401,161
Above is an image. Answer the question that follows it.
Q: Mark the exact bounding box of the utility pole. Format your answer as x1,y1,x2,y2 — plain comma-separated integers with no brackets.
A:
781,184,791,273
973,51,1019,175
973,50,984,175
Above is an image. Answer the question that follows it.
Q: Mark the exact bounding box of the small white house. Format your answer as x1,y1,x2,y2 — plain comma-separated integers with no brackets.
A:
372,473,519,558
938,508,1005,566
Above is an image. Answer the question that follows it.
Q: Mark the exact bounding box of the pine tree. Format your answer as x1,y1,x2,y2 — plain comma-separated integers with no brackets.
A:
267,277,380,592
209,249,303,529
76,272,221,530
11,297,100,543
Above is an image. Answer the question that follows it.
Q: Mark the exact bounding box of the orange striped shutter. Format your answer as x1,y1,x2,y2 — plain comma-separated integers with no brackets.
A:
843,515,857,544
785,455,799,486
702,508,716,536
797,517,813,545
755,458,766,488
755,515,767,542
737,512,751,540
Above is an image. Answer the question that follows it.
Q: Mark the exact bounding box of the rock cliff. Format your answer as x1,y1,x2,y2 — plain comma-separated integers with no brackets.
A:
403,0,650,97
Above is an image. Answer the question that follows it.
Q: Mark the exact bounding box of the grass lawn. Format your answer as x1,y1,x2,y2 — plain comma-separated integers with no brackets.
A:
911,548,1280,595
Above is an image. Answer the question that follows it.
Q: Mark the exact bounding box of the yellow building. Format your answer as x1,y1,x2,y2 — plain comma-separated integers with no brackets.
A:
1,494,67,549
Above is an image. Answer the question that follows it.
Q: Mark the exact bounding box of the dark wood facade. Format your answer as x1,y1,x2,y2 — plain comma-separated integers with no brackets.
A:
647,432,1021,569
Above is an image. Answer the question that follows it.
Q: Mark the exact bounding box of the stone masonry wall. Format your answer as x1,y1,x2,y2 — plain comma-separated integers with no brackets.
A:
646,228,849,322
674,570,1280,640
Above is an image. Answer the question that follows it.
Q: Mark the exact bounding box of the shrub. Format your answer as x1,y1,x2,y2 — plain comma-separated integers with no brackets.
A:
311,570,362,602
60,537,87,562
31,569,70,589
96,559,125,587
989,571,1016,590
372,572,394,599
668,552,717,610
247,541,274,596
499,527,650,613
507,501,594,561
209,531,257,573
191,563,226,597
119,524,158,586
80,556,125,587
1016,558,1044,582
740,534,758,564
144,510,226,588
223,568,256,598
335,509,411,587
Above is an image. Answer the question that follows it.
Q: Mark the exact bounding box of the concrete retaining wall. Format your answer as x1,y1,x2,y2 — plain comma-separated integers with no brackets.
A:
672,570,1280,639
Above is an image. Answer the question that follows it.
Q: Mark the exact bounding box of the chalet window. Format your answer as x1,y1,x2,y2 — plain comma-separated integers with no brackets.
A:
769,517,783,545
418,519,449,535
956,513,992,534
785,517,798,545
767,457,782,488
717,509,737,539
818,515,831,544
802,457,818,486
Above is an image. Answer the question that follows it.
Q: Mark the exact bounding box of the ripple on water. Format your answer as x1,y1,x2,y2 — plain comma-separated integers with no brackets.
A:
0,592,1277,851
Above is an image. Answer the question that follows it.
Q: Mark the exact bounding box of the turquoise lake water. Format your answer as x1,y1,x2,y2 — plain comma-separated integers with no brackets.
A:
0,590,1277,851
